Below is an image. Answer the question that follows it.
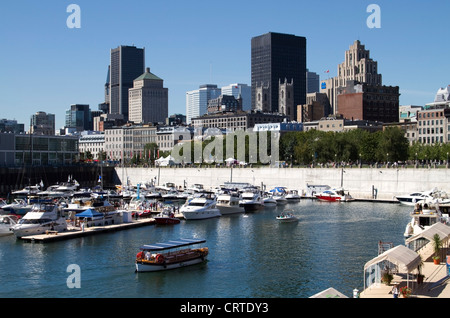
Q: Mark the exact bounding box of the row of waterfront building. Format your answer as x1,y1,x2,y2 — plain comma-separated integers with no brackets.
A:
1,98,449,167
3,31,450,166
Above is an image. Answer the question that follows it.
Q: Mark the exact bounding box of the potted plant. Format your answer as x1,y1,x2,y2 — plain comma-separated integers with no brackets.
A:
432,233,442,265
400,286,412,298
381,270,394,285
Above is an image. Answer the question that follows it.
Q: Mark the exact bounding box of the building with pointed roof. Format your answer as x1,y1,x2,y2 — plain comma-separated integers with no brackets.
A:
128,67,168,124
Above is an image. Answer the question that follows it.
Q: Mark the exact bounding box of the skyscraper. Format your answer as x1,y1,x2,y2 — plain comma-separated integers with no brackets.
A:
109,45,145,121
251,32,307,119
129,67,168,124
321,40,382,114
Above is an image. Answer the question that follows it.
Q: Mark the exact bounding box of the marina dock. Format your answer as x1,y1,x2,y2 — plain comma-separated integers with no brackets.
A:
19,218,157,243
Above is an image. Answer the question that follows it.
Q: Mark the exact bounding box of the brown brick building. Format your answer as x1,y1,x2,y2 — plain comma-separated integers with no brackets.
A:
337,81,400,123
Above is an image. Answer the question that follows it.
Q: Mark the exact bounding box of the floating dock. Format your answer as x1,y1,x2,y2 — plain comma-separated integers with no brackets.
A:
19,218,156,243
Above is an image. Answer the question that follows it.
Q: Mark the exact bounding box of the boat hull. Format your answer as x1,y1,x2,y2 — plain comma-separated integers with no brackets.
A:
0,229,13,237
315,195,343,202
154,217,180,225
277,217,298,223
12,221,67,238
239,203,263,212
135,256,207,272
216,205,245,215
181,209,221,220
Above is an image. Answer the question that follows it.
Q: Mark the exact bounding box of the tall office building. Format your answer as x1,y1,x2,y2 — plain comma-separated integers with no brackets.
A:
129,67,168,124
306,69,320,93
251,32,307,119
186,84,221,124
321,40,382,114
109,45,145,121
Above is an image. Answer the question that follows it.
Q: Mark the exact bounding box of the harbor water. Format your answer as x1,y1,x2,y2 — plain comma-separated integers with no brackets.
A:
0,200,411,298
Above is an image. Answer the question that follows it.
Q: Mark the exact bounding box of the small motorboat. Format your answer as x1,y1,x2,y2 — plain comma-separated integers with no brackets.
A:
262,194,277,207
276,212,299,223
154,208,180,225
314,188,354,202
285,190,301,201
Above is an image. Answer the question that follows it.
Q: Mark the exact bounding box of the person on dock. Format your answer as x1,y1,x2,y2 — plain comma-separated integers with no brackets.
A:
392,284,399,298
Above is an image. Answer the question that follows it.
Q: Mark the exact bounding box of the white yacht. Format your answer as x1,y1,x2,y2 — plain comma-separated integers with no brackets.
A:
11,185,41,196
37,185,69,199
0,215,19,236
262,193,277,207
1,199,32,215
239,188,264,212
285,189,301,201
11,203,68,238
216,191,244,214
180,192,221,220
270,187,288,205
395,188,445,206
403,199,450,237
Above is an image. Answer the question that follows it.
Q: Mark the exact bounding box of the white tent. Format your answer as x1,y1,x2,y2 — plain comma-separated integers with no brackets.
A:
363,245,421,289
225,158,237,166
309,287,348,298
155,156,175,167
405,222,450,245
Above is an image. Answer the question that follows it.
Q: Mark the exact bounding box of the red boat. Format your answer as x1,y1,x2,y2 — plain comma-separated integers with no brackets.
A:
154,209,180,225
314,188,354,202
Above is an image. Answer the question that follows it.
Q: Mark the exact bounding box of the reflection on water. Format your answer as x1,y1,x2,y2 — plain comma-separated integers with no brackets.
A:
0,200,411,298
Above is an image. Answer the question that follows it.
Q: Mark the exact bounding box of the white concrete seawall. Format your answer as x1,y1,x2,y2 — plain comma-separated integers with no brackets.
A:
115,166,450,201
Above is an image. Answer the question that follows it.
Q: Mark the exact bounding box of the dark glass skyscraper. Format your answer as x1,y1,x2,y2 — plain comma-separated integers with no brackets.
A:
251,32,306,118
109,45,145,121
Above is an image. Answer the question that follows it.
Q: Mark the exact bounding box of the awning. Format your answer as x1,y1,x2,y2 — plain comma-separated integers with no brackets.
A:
405,222,450,245
76,208,103,218
139,238,206,251
364,245,421,273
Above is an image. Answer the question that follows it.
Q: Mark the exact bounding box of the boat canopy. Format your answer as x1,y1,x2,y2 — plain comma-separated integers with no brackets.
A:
76,208,103,218
139,238,206,251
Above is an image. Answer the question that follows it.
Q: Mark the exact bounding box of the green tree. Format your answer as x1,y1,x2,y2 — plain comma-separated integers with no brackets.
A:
377,127,409,162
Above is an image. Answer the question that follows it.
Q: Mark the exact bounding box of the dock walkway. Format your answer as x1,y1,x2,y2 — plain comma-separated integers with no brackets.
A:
19,218,156,243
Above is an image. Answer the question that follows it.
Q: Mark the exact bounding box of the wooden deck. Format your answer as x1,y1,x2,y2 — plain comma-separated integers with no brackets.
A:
18,218,156,243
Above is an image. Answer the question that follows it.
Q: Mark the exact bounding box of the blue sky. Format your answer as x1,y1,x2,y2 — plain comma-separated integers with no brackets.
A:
1,0,449,130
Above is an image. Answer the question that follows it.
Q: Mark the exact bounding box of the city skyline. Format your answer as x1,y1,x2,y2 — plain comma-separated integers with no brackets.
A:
1,0,449,130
